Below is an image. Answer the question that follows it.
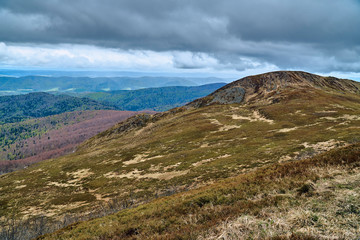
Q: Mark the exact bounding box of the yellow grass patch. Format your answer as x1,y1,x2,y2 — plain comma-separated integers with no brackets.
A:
104,169,189,180
231,110,274,124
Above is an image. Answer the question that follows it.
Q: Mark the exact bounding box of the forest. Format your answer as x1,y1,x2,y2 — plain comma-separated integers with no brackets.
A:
0,110,143,174
81,83,226,111
0,92,115,123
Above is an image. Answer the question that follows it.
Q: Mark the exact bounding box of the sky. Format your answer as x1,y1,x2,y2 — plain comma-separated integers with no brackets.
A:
0,0,360,79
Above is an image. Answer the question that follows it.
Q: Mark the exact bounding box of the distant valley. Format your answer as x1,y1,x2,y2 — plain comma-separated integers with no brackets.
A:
0,75,227,95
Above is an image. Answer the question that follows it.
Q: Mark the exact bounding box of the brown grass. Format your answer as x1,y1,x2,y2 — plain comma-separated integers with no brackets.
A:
39,143,360,239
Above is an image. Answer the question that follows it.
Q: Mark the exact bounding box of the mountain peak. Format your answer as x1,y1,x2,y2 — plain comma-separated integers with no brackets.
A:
187,71,360,107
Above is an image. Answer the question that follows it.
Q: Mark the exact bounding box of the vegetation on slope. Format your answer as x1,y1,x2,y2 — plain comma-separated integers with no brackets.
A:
77,83,226,111
0,71,359,239
0,110,147,174
0,92,115,123
39,143,360,239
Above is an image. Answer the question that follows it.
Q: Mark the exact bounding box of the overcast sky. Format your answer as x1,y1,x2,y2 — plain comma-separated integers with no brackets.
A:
0,0,360,79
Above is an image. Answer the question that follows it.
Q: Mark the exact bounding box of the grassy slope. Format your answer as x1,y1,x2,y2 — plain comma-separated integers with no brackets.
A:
40,143,360,239
80,83,226,111
0,85,359,234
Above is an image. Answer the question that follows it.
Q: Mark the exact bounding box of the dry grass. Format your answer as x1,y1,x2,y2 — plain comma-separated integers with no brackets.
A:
0,85,359,239
201,167,360,240
104,169,189,180
39,143,360,240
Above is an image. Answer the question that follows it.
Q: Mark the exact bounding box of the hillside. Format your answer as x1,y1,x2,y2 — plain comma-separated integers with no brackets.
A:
41,143,360,239
0,71,360,239
188,71,360,107
0,92,115,123
0,110,150,174
80,83,226,111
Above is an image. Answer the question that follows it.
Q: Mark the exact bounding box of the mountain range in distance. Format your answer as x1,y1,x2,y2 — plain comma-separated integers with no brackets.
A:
0,75,228,95
1,71,359,239
0,69,234,79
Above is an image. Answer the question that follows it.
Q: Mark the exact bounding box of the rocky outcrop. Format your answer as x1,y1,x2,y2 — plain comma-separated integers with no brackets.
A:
187,71,360,108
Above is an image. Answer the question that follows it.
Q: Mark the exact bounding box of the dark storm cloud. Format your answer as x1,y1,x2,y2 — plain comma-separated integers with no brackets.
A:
0,0,360,73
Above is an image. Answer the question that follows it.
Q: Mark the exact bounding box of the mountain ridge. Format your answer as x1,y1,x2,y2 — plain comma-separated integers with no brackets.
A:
92,71,360,142
187,71,360,108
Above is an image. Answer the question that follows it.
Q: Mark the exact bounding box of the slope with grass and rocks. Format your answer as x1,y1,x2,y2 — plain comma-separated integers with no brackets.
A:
0,71,360,239
40,143,360,239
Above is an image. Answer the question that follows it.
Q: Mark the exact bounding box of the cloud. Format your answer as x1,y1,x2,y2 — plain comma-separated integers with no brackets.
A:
0,42,173,70
172,52,219,69
0,0,360,76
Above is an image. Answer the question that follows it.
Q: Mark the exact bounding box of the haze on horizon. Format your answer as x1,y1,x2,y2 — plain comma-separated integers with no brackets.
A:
0,0,360,80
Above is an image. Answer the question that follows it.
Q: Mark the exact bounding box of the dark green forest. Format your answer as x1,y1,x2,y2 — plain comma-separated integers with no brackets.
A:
0,92,114,124
81,83,226,111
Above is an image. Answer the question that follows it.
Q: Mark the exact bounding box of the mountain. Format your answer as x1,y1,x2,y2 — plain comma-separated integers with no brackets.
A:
188,71,360,107
0,76,228,95
80,83,226,111
0,110,152,174
1,71,360,239
0,92,115,123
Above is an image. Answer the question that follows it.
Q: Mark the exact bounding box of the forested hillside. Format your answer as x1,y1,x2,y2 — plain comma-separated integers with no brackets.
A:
0,92,115,123
0,110,150,174
81,83,226,111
